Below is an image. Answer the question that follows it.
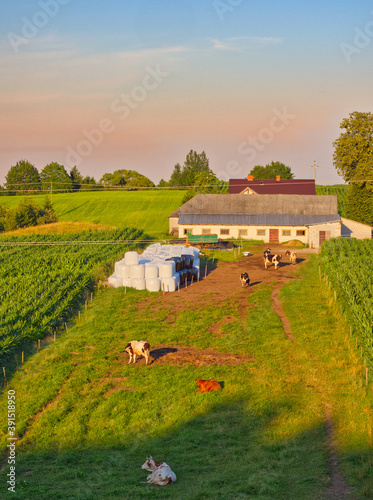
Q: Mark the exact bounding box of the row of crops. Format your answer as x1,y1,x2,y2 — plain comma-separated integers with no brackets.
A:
319,237,373,366
0,228,146,360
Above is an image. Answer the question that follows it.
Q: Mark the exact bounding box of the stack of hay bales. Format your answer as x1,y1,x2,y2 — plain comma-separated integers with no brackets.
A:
108,244,200,292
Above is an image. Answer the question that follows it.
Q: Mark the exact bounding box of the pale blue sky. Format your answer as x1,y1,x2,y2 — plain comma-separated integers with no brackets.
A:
1,0,373,184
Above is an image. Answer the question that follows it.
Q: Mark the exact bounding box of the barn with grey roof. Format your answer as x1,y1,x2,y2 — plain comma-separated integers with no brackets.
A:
168,194,342,249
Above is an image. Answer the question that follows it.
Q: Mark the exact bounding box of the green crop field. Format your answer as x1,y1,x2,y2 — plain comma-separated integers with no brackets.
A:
0,190,186,237
319,238,373,370
0,228,145,360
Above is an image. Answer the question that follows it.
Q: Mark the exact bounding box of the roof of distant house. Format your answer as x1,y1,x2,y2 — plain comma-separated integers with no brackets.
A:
229,176,316,195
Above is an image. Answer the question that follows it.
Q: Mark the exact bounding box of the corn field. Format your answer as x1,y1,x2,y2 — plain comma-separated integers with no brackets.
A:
319,237,373,367
0,228,145,360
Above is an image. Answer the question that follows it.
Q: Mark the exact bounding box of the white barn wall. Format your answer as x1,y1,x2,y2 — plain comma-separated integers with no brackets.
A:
179,222,341,248
341,218,373,239
178,224,309,245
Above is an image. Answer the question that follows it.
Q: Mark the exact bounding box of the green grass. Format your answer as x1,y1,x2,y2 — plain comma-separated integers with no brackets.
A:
0,191,186,237
0,256,372,499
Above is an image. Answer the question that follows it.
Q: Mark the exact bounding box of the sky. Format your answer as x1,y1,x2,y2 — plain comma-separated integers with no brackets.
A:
1,0,373,186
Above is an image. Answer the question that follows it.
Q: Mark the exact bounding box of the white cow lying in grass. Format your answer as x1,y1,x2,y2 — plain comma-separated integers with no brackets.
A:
141,456,177,486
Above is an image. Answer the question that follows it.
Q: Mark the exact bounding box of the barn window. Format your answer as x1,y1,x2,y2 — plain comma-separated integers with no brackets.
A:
282,230,291,236
220,228,230,235
257,229,266,236
239,229,248,236
202,228,211,235
296,230,306,236
183,228,192,235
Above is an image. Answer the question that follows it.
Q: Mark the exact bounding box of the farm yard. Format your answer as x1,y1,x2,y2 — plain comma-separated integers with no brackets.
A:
0,230,372,499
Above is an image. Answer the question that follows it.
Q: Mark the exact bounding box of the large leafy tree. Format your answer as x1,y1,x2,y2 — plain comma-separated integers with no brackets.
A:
250,161,294,179
40,162,72,193
99,170,154,188
333,112,373,225
169,150,211,186
5,160,41,194
333,111,373,191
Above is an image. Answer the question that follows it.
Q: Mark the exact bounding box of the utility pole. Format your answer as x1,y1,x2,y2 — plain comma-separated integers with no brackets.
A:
311,161,318,183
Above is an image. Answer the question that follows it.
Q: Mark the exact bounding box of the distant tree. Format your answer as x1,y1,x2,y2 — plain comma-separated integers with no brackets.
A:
181,169,227,204
157,178,168,187
40,162,72,193
70,166,84,191
81,176,101,190
99,169,154,188
333,112,373,225
250,161,294,179
5,160,41,194
169,150,211,187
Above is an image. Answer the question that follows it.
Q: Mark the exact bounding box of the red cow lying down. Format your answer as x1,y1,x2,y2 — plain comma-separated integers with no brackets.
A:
141,456,177,486
196,379,222,393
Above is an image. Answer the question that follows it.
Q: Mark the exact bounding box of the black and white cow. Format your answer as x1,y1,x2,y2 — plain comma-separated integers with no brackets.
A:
240,272,250,288
264,253,282,269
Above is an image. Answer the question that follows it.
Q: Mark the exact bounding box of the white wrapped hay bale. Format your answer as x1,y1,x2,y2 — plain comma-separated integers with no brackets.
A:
161,276,179,292
125,251,139,266
108,274,123,288
146,278,161,292
145,264,159,279
158,261,176,278
115,263,132,279
130,264,145,279
146,243,161,251
123,277,132,287
132,278,146,290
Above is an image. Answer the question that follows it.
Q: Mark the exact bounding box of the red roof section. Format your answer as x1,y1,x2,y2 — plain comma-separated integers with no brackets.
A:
229,178,316,195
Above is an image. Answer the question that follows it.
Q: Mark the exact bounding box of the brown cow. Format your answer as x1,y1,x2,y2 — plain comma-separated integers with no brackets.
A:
195,379,222,393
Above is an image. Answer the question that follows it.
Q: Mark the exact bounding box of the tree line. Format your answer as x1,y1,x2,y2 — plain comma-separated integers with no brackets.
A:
1,151,293,197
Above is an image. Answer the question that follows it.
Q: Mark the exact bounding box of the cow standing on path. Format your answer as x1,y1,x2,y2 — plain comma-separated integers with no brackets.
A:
264,253,282,269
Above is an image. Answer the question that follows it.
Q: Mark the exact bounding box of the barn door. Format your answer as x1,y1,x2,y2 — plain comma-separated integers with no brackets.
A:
269,228,279,243
319,231,330,246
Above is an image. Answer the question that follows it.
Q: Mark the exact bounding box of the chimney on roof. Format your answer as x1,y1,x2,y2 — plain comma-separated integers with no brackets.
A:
276,175,281,181
247,175,253,181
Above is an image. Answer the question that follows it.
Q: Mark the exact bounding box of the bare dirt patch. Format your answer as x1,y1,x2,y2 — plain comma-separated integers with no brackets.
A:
134,244,307,344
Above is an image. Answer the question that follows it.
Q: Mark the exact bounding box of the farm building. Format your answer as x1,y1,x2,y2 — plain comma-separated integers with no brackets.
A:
341,217,373,239
229,175,316,195
168,193,341,249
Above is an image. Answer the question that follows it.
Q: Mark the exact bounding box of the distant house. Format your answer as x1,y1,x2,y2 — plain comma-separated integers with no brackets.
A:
229,175,316,195
168,193,341,249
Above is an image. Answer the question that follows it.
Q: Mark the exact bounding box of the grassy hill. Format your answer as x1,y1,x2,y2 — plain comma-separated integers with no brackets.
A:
0,186,349,237
0,190,186,237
